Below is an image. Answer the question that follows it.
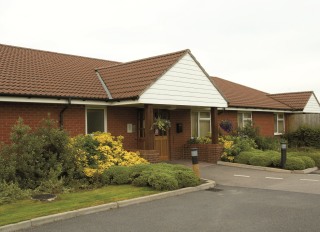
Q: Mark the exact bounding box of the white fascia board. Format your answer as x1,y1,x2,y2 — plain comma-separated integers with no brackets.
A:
108,100,140,106
0,96,110,106
221,107,293,113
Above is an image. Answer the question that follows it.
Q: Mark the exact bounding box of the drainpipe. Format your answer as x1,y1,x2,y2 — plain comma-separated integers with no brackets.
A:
59,98,71,129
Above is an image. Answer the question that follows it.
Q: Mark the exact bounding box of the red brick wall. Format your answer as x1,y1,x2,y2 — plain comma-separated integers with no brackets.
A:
169,109,191,160
217,110,238,135
0,102,85,143
107,106,138,150
252,112,274,136
183,144,223,163
218,110,276,137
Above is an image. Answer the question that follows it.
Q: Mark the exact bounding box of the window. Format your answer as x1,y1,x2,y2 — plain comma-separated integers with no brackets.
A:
191,111,211,137
274,113,285,134
237,112,252,129
86,108,105,134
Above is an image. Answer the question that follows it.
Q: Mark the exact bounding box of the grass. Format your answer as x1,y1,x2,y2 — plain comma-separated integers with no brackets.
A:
0,185,160,226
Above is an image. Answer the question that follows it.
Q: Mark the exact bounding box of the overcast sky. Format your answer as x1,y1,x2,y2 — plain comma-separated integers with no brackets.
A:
1,0,319,98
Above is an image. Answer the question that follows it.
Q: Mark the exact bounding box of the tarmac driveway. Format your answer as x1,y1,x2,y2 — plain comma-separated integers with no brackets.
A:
173,160,320,195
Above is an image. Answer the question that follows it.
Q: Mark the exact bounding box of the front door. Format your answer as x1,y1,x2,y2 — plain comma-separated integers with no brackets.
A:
137,109,170,161
153,109,170,161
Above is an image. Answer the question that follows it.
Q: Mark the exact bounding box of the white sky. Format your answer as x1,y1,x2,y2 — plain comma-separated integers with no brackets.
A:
1,0,319,98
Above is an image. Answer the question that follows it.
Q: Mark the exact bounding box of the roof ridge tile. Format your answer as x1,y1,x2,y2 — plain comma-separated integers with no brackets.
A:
96,49,189,71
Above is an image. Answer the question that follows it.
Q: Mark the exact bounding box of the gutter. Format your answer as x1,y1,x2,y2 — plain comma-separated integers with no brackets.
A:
0,94,139,103
59,98,71,129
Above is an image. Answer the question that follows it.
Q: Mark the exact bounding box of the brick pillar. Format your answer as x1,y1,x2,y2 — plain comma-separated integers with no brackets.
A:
144,104,154,150
211,107,219,144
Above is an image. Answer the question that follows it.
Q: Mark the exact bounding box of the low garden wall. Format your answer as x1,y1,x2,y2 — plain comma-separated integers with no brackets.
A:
183,144,223,163
136,150,160,163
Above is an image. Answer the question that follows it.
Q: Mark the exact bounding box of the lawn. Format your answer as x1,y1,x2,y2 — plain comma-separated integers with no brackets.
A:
0,185,160,226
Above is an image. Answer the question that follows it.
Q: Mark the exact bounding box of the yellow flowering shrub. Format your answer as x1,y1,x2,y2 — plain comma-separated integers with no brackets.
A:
70,132,148,177
219,135,257,162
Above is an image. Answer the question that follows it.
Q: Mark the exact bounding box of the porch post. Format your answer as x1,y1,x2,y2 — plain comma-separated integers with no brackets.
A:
144,104,154,150
211,107,219,144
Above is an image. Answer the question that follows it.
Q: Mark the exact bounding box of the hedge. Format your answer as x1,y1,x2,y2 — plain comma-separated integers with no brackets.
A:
101,163,200,191
235,150,318,170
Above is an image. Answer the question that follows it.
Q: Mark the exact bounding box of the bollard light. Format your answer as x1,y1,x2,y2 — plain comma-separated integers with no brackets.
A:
280,141,287,169
191,148,200,177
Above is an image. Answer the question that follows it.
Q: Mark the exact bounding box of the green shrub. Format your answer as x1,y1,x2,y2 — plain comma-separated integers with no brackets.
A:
271,156,281,167
248,155,273,167
298,156,316,169
3,117,76,190
285,126,320,148
102,166,132,185
0,146,16,183
285,157,306,170
128,164,199,190
174,170,200,188
288,151,320,168
219,135,257,157
148,172,179,191
237,124,280,151
132,172,150,187
234,150,263,164
255,136,279,151
0,182,31,205
238,124,259,139
34,166,65,194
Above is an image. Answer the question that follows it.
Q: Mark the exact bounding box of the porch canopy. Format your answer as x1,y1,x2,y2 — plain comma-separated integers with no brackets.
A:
97,49,228,147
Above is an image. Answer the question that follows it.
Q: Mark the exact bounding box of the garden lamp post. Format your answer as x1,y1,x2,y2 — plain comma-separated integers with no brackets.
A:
191,148,200,177
280,141,287,169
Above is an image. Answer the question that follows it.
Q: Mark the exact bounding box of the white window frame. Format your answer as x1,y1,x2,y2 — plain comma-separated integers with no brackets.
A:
85,106,107,134
274,113,285,135
191,111,211,137
237,111,252,128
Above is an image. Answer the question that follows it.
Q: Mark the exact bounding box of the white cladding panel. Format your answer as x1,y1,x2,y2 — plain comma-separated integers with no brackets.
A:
139,53,227,107
303,94,320,113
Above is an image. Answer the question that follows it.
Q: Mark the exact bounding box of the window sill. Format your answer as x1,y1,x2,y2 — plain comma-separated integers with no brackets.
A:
274,133,283,136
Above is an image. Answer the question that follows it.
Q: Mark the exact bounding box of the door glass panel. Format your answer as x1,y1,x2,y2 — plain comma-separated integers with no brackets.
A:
199,120,210,137
200,112,210,118
191,112,198,137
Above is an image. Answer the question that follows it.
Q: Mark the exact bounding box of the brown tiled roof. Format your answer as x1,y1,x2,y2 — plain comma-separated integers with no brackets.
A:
96,50,189,99
210,77,291,110
268,92,313,110
0,44,120,99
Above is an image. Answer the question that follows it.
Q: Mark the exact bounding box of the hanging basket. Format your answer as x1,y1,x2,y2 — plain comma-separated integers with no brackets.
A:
151,117,171,132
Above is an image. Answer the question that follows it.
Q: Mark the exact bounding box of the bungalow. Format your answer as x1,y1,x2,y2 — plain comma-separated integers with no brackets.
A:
211,77,320,136
0,44,319,163
0,44,227,162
